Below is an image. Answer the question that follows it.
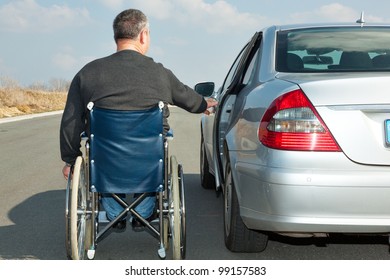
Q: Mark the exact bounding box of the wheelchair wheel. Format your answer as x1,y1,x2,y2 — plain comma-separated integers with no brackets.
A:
66,156,92,260
169,156,186,260
178,163,186,259
65,170,72,259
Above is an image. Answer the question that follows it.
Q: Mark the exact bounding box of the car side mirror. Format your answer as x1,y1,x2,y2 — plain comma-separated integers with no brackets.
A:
194,82,215,97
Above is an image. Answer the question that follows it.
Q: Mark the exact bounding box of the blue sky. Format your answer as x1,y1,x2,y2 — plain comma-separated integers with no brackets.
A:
1,0,390,88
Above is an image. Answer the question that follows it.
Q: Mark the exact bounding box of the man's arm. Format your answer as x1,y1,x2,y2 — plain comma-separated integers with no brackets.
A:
166,69,209,113
59,74,85,178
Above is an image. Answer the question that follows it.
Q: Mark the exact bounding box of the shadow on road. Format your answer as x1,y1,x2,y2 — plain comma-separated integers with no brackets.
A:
0,189,67,260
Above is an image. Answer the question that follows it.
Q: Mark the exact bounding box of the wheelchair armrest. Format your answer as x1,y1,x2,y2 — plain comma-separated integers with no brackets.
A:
80,131,88,141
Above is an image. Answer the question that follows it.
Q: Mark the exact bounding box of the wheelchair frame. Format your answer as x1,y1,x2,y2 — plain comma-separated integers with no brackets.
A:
65,102,186,260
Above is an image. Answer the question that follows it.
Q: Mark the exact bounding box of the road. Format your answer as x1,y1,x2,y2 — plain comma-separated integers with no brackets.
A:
0,107,389,260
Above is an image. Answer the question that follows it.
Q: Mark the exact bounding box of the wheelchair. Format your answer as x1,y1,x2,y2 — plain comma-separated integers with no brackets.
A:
65,101,186,260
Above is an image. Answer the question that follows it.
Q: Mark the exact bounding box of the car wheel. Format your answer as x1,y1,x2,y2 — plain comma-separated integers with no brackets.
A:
200,131,215,189
223,161,268,252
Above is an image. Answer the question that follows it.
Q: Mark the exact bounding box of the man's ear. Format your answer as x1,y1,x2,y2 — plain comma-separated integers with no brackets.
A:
139,29,148,45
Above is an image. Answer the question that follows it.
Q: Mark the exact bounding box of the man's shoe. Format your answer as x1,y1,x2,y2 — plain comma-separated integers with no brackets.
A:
106,214,127,232
113,219,127,231
131,212,158,232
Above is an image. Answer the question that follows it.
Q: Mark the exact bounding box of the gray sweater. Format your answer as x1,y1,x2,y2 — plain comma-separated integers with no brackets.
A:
60,50,207,164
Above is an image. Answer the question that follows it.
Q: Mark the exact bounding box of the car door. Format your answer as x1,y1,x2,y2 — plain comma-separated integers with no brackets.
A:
212,32,262,190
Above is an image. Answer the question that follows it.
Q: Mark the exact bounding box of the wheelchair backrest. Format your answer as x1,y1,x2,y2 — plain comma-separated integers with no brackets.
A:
89,103,164,194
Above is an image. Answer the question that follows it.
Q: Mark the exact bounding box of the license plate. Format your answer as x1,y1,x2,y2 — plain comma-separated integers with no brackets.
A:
386,120,390,146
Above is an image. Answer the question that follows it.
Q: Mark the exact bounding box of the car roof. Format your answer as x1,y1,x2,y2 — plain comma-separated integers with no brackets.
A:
264,22,390,32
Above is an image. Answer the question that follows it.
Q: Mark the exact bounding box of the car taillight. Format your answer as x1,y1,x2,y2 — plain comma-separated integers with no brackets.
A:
258,89,341,151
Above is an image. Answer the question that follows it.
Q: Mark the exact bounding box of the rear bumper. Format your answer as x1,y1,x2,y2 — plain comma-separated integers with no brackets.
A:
234,153,390,234
241,208,390,233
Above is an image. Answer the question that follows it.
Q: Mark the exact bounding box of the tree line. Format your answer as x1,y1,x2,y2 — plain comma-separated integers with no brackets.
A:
0,76,70,92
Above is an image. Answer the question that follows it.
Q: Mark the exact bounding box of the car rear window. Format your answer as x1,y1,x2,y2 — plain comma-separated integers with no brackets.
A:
276,27,390,73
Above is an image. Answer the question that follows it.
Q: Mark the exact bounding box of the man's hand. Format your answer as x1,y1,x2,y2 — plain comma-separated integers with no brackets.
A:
62,164,71,180
204,98,218,115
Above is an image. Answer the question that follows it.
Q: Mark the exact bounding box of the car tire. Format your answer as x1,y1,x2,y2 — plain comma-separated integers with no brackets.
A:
200,131,215,189
223,161,268,252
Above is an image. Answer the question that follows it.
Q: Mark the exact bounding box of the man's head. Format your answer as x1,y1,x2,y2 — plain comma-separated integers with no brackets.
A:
113,9,150,54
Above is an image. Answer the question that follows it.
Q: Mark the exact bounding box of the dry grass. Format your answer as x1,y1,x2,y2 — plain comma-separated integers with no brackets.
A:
0,88,67,118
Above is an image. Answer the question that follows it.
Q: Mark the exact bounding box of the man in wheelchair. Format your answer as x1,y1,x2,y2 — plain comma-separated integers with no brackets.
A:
60,9,216,228
59,9,216,260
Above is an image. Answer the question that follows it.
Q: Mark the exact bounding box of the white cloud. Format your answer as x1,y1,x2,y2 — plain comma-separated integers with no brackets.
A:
131,0,175,20
290,3,386,23
98,0,125,10
179,0,263,33
0,0,91,33
95,1,388,34
291,3,356,22
132,0,265,34
52,52,78,71
98,0,175,19
149,45,165,58
165,37,189,46
52,47,99,74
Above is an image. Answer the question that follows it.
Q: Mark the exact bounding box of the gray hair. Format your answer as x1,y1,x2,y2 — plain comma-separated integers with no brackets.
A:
113,9,149,42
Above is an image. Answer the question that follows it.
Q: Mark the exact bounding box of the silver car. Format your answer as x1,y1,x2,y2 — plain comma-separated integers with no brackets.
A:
196,19,390,253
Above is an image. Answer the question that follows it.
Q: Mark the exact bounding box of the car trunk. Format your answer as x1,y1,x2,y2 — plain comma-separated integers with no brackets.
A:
281,73,390,166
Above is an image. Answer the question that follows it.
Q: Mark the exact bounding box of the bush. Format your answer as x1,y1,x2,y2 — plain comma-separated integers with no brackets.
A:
0,88,67,118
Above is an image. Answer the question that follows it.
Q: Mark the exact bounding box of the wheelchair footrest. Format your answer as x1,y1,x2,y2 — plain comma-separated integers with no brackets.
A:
98,211,110,223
